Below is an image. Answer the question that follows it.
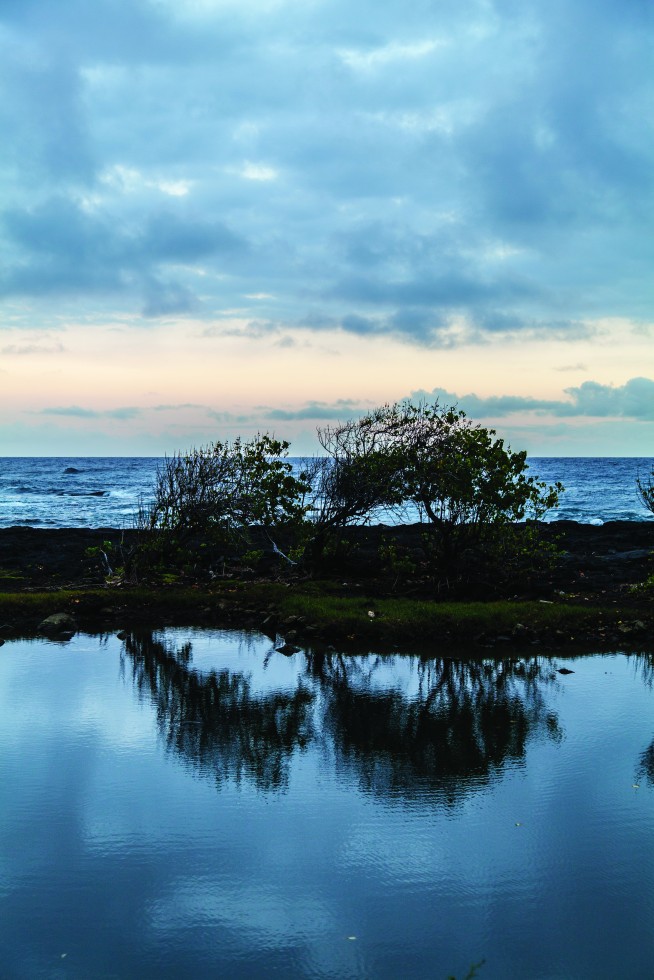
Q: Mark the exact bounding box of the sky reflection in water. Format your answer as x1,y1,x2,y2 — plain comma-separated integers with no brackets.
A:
1,629,654,979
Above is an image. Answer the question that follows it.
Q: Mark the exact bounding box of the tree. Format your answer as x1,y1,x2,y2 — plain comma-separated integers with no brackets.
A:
308,401,562,585
383,401,560,530
387,401,563,587
314,400,560,529
309,410,399,524
136,435,311,575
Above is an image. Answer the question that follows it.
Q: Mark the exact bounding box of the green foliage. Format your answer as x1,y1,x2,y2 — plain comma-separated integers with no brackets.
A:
131,403,561,589
241,549,265,567
84,541,113,558
377,538,418,590
145,434,311,540
369,400,561,529
631,571,654,596
133,434,312,579
307,400,562,585
637,467,654,515
312,400,560,531
287,544,306,564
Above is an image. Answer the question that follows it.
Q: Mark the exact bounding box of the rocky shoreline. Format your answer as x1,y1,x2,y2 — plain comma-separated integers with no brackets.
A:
0,520,652,593
0,521,652,651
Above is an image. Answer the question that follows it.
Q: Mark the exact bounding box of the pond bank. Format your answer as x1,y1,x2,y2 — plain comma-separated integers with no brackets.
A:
0,522,652,652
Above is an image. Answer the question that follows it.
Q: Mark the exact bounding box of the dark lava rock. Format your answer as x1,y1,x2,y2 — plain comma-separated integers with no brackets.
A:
0,527,140,589
276,642,301,655
38,612,77,635
0,520,652,599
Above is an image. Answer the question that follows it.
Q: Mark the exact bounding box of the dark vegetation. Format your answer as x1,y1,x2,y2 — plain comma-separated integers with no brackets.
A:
0,402,651,649
128,401,564,597
637,465,654,517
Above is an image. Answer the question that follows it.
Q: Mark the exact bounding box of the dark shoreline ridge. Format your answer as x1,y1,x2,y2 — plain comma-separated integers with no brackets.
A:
0,521,652,651
1,520,653,589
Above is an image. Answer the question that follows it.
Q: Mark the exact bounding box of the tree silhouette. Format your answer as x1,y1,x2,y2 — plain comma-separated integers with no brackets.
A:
122,631,314,791
120,632,563,803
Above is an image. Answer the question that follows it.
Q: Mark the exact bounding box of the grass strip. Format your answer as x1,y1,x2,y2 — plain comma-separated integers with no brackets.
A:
0,581,645,653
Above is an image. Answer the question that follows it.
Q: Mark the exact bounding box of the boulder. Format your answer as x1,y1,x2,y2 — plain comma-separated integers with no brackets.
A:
276,642,301,655
38,612,77,635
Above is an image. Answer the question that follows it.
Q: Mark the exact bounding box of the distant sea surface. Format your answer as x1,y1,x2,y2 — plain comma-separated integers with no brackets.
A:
0,456,652,529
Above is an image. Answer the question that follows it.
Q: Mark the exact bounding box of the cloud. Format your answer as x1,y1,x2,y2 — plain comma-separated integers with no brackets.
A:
206,409,254,424
0,0,650,345
39,406,100,419
412,377,654,421
563,378,654,420
0,196,247,317
153,403,206,412
554,363,588,373
2,341,66,355
237,162,279,182
338,39,446,72
262,399,370,422
38,405,142,420
141,279,197,318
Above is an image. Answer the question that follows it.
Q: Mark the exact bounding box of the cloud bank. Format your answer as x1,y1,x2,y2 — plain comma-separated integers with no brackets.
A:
1,0,652,346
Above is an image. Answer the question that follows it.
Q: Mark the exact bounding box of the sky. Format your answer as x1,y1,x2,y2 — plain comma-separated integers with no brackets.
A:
0,0,652,457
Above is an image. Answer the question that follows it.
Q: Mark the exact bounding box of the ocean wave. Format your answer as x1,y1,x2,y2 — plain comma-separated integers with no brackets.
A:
0,456,651,528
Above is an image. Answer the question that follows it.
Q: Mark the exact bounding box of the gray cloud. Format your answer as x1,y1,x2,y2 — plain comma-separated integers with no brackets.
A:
1,196,248,317
153,403,206,412
206,410,254,425
28,377,654,439
0,0,652,341
39,405,142,420
412,377,654,420
563,378,654,420
39,406,100,419
2,341,66,355
262,400,370,422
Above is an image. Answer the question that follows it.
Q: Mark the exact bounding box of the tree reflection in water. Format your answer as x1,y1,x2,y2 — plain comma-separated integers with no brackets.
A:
635,653,654,787
120,631,563,802
121,631,314,791
312,651,562,804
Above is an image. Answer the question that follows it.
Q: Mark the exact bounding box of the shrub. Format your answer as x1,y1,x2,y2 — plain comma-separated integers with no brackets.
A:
145,434,310,537
306,401,562,586
134,434,311,577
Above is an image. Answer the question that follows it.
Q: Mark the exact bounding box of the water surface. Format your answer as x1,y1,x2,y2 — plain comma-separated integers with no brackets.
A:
1,630,654,978
1,456,652,527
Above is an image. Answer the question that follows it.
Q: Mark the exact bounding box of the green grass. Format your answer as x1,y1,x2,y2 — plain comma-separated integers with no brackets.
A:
0,580,646,650
274,592,597,638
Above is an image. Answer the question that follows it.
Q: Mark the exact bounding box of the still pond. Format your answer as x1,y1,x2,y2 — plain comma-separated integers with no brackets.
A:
1,629,653,979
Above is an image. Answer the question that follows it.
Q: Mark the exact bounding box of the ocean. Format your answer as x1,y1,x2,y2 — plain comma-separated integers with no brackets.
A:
0,456,652,529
